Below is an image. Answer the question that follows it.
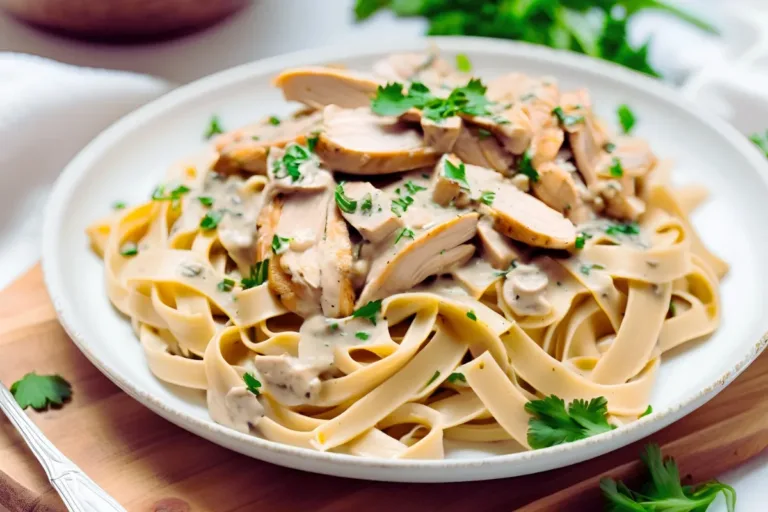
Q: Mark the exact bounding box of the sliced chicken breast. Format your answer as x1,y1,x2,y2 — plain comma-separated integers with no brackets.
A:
532,161,593,223
320,198,356,318
476,217,523,269
338,181,403,243
273,67,380,109
453,124,515,174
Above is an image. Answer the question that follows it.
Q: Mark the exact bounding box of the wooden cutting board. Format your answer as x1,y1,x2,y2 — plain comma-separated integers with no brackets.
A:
0,265,766,512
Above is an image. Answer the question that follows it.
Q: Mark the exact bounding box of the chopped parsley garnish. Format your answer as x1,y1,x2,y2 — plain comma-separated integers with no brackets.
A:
601,444,736,512
525,395,615,449
328,322,339,332
443,160,471,190
268,115,281,126
640,405,653,418
243,372,262,396
152,184,190,202
242,259,269,289
617,104,636,134
112,201,126,210
494,260,518,277
371,79,493,122
455,53,472,73
404,180,426,195
217,278,235,292
575,232,592,249
425,370,441,388
552,106,584,128
355,331,370,341
466,310,477,321
273,143,312,183
479,190,495,206
120,242,138,257
360,193,373,214
609,157,624,177
391,195,414,217
352,300,382,325
749,131,768,157
668,300,677,317
447,372,466,384
335,183,357,214
605,222,640,236
11,372,72,411
394,227,415,244
205,115,224,139
200,210,223,231
580,264,606,276
477,128,492,140
271,234,293,255
518,149,539,182
197,196,214,207
603,141,617,153
306,132,320,152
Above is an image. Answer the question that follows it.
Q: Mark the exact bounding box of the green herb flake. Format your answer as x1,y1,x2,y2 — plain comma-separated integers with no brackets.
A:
335,183,358,214
360,193,373,214
605,222,640,237
494,260,518,277
120,242,138,257
112,201,127,210
394,227,416,244
425,370,441,388
479,190,495,206
352,300,382,325
668,301,677,318
447,372,466,384
355,331,370,341
271,234,293,255
601,444,736,512
404,180,427,195
243,372,262,396
580,264,605,276
273,143,312,183
268,115,281,126
11,372,72,411
640,405,653,418
552,106,584,128
306,133,320,152
152,184,191,202
525,395,616,449
197,196,214,207
518,149,539,182
391,195,414,217
443,160,471,190
455,53,472,73
242,259,269,289
205,115,224,139
466,310,477,321
328,322,339,332
200,210,224,231
617,104,636,134
217,278,235,292
477,128,492,140
575,232,592,250
609,157,624,178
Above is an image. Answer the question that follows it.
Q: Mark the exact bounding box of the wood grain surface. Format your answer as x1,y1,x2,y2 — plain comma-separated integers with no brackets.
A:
0,265,766,512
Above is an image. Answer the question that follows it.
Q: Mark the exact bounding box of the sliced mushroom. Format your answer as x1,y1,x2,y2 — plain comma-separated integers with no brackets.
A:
252,355,321,406
476,217,523,270
339,181,403,243
502,263,552,317
453,124,515,174
315,106,440,174
269,190,332,316
273,67,380,110
320,197,356,318
532,161,593,223
357,213,479,304
213,110,322,175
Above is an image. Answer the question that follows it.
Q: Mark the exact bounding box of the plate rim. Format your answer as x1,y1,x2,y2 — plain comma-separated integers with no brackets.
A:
41,36,768,481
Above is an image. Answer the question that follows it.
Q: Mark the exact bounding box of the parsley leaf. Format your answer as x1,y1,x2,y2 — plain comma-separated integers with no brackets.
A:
271,234,292,255
518,149,540,182
640,405,653,418
205,115,224,139
200,210,223,231
601,444,736,512
120,242,138,257
306,132,320,152
371,79,494,122
152,184,190,202
335,183,358,214
479,190,495,206
360,193,373,214
605,222,640,237
617,104,636,134
355,331,370,341
525,395,615,449
112,201,127,210
273,143,312,183
552,106,584,128
447,372,466,384
455,53,472,73
580,264,605,276
197,196,214,207
575,232,592,249
404,180,426,195
242,259,269,289
443,160,471,190
394,227,415,244
609,157,624,177
391,195,414,217
466,310,477,321
11,373,72,411
243,372,262,396
352,300,382,325
371,82,427,117
268,115,281,126
217,278,235,292
425,370,441,388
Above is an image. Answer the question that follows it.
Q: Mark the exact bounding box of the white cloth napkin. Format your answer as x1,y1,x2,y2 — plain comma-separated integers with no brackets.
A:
0,53,169,289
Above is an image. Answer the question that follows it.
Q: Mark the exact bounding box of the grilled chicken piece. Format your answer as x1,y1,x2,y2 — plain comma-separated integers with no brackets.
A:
256,195,284,261
532,161,593,223
357,213,479,305
612,136,658,177
213,110,322,175
453,124,515,174
315,106,440,174
591,180,647,221
319,198,356,318
460,102,533,156
269,190,333,317
372,52,468,89
338,181,403,243
476,217,523,270
560,89,609,187
422,115,462,153
273,67,380,110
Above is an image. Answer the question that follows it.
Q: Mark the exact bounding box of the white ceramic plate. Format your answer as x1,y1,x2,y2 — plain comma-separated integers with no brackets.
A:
42,37,768,482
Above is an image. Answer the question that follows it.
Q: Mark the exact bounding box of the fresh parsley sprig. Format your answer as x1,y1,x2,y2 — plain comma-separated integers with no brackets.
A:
11,372,72,411
242,259,269,289
335,183,358,214
352,300,382,325
371,79,493,122
525,395,615,449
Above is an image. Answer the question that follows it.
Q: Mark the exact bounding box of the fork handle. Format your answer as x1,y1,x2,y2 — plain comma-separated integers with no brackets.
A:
0,384,126,512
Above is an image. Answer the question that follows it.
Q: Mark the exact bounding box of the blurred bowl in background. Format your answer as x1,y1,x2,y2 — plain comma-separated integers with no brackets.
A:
0,0,249,41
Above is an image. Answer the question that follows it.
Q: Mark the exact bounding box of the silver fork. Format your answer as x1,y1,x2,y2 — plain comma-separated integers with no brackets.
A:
0,383,126,512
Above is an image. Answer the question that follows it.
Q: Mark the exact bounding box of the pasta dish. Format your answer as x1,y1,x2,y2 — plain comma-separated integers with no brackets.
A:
88,51,727,459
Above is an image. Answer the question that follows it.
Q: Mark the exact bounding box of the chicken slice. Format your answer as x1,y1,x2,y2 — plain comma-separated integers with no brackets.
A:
372,52,468,89
532,161,593,223
453,124,515,174
316,106,440,174
476,217,523,270
560,89,609,187
320,198,356,318
256,195,284,261
460,102,533,156
591,180,647,221
421,115,462,153
338,181,403,243
611,136,658,178
213,109,322,175
273,67,380,109
269,189,332,317
357,213,479,305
